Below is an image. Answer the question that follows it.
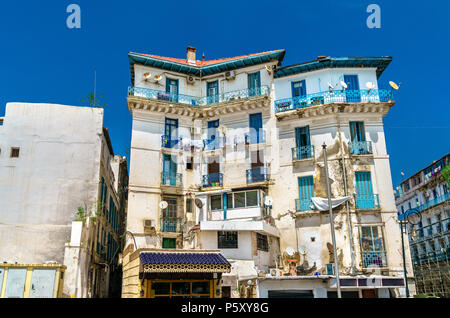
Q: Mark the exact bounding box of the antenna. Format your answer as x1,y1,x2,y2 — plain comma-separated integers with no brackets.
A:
143,72,152,81
285,246,295,257
154,74,162,82
389,81,400,90
328,82,336,91
159,201,168,209
340,81,348,90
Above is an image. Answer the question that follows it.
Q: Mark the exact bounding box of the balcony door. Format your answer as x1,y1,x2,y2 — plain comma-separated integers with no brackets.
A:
166,78,179,102
165,118,178,147
295,126,311,159
162,154,177,186
162,198,178,232
344,75,360,102
248,72,261,97
355,171,374,209
291,80,307,107
349,121,367,155
207,80,219,104
298,176,314,211
249,113,263,144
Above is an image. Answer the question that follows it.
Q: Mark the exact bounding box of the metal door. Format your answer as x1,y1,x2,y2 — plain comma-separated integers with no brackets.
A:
4,268,27,298
29,268,56,298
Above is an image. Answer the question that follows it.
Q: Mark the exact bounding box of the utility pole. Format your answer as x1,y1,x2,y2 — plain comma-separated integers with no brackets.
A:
323,143,342,298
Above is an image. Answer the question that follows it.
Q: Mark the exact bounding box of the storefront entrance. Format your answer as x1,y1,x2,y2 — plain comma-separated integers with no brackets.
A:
147,280,213,298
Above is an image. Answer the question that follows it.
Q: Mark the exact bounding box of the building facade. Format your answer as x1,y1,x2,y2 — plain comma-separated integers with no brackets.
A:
396,153,450,297
0,103,128,298
123,47,411,298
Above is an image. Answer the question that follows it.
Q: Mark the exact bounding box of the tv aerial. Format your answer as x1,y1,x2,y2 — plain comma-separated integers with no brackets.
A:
159,201,168,209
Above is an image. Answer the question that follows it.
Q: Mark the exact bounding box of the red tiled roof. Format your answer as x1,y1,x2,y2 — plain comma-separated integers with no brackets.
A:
130,49,283,68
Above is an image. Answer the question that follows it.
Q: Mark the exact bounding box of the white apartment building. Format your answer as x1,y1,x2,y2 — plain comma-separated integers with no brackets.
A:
0,103,128,298
396,153,450,297
123,47,410,298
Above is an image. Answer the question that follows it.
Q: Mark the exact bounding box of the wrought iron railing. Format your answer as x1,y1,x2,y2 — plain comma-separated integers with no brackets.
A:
161,172,183,187
292,145,314,161
361,251,387,268
246,167,269,183
354,194,380,209
416,192,450,212
349,141,373,155
202,173,223,188
295,198,313,212
412,251,450,265
245,130,266,145
128,85,270,107
161,135,183,149
160,218,182,232
203,136,226,151
274,89,394,113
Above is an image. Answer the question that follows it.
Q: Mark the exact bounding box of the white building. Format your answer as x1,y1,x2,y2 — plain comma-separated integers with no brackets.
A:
0,103,128,298
396,153,450,297
123,47,411,298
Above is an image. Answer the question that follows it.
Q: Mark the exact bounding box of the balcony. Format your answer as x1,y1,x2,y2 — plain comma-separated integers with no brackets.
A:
292,145,314,161
361,251,387,268
128,85,270,107
416,192,450,212
202,173,223,188
161,172,183,187
295,198,313,212
203,136,226,151
354,194,380,209
246,167,269,183
161,135,183,149
274,89,394,113
245,130,266,145
349,141,373,155
160,218,182,232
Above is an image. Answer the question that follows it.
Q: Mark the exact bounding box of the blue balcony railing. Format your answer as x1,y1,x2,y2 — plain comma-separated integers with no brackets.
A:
292,145,314,161
161,172,183,187
354,194,380,209
295,198,313,212
361,251,387,268
416,192,450,212
203,136,226,151
246,167,269,183
274,89,394,113
245,130,266,145
349,141,373,155
202,173,223,188
129,86,270,107
161,135,182,149
160,218,182,232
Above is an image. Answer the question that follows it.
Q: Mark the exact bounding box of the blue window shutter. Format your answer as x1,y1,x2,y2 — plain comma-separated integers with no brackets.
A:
249,113,263,144
248,72,261,96
207,80,219,104
355,171,374,209
298,176,314,211
349,121,365,142
295,126,310,147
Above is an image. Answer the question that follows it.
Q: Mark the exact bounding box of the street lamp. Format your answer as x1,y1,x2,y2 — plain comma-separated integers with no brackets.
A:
399,208,422,298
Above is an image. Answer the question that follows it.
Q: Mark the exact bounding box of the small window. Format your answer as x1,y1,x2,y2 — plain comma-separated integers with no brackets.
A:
234,192,245,208
246,191,258,207
218,231,238,249
256,233,269,252
210,195,222,211
186,157,193,170
10,147,20,158
186,198,192,213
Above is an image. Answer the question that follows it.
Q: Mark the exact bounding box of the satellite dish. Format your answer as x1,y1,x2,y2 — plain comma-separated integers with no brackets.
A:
285,246,295,257
264,196,273,206
365,82,375,90
389,81,400,90
154,74,162,82
298,245,307,255
159,201,168,209
340,81,348,89
265,65,272,73
143,72,152,80
195,198,203,209
328,82,336,90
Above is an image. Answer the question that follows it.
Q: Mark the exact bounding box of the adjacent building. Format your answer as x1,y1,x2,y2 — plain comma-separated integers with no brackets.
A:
396,153,450,298
0,102,128,298
123,47,411,298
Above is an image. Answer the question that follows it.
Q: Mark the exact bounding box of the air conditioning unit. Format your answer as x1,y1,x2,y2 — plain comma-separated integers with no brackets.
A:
143,219,156,232
187,76,195,84
225,70,236,80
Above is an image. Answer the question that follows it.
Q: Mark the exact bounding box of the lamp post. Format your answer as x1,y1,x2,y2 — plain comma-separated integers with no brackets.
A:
322,143,342,298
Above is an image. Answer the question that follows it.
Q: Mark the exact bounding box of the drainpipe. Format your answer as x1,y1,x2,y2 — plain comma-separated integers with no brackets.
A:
337,118,356,274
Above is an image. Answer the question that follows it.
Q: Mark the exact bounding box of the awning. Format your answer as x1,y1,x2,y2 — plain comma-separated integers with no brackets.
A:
140,252,231,273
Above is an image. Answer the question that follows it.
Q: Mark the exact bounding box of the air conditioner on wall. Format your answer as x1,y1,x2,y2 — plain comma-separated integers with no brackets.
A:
225,70,235,80
143,219,156,232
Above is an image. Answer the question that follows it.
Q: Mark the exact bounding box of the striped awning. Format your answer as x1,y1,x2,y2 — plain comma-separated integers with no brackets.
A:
140,252,231,273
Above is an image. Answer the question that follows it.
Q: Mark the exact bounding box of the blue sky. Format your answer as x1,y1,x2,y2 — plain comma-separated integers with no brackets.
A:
0,0,449,188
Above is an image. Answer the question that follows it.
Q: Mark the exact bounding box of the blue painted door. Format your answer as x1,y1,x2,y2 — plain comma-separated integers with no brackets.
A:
4,268,27,298
166,78,179,102
344,75,361,102
207,80,219,104
163,154,177,186
295,126,311,159
249,113,263,144
207,120,219,150
248,72,261,96
292,80,307,107
164,118,178,148
29,269,56,298
355,171,374,209
298,176,314,211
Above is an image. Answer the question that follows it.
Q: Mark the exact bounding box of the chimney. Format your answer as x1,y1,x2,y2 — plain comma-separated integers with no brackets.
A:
187,46,196,64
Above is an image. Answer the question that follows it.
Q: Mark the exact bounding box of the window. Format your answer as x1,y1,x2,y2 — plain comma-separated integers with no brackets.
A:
225,190,260,209
207,80,219,104
246,191,258,207
10,147,20,158
218,231,238,249
210,195,222,211
248,72,261,96
234,192,245,208
256,233,269,252
186,156,193,170
359,225,387,268
186,198,192,213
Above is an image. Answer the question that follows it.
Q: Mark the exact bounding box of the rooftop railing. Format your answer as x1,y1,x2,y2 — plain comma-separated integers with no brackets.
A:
274,89,394,113
128,85,270,107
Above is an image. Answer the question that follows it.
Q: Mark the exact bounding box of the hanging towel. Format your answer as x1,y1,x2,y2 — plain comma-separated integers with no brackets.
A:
310,196,352,211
